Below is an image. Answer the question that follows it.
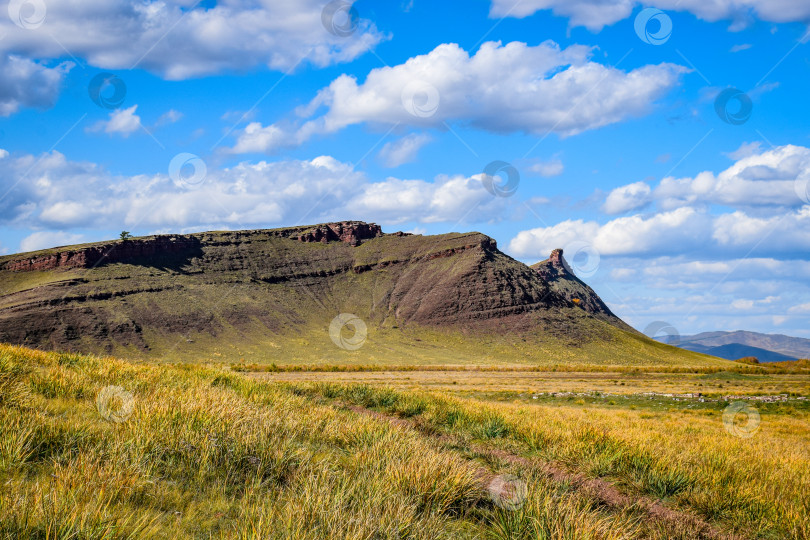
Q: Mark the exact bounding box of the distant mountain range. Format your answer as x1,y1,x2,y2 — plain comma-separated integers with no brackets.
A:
665,330,810,362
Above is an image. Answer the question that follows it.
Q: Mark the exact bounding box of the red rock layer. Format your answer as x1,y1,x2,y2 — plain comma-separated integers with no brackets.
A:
297,221,384,246
2,236,199,272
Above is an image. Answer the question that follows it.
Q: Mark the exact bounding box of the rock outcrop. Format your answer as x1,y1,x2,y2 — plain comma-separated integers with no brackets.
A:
296,221,384,246
1,236,201,272
531,248,622,324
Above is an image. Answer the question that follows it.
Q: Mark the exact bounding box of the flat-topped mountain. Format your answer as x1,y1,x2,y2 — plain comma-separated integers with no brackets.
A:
0,221,723,366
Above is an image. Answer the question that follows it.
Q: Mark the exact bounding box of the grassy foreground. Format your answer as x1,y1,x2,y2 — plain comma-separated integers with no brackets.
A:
1,343,808,539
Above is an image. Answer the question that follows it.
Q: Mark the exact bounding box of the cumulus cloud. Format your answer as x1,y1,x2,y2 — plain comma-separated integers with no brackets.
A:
602,144,810,212
489,0,810,31
228,41,686,153
509,205,810,260
603,181,652,214
345,173,504,223
0,150,512,234
0,0,384,80
713,207,810,253
20,231,85,253
228,122,291,154
87,105,142,137
0,55,72,116
509,208,709,258
377,133,432,167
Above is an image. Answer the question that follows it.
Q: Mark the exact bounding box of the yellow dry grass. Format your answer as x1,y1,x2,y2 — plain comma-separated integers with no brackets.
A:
1,343,808,539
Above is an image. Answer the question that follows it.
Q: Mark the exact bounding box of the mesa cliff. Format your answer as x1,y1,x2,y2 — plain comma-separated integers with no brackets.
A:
0,221,712,366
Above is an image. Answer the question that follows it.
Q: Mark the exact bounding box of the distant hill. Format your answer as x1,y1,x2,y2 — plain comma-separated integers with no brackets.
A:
673,330,810,362
679,343,796,363
0,221,725,367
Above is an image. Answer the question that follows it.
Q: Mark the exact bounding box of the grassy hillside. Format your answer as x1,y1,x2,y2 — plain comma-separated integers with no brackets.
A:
1,344,808,539
0,226,727,368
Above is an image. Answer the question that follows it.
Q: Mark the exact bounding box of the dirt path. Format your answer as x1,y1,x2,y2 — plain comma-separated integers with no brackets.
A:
344,403,739,540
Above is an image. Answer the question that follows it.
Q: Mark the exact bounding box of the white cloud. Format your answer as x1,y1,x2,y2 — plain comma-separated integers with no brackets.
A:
0,0,384,80
156,109,183,126
611,267,637,280
0,150,512,234
229,122,291,154
0,55,72,116
599,253,810,335
88,105,142,137
345,173,507,223
378,133,432,167
20,231,85,253
508,219,601,259
604,144,810,211
713,207,810,252
627,257,810,287
510,207,708,258
527,196,552,206
725,141,762,161
730,43,753,53
788,303,810,314
0,149,8,159
595,207,709,255
603,181,652,214
527,158,564,177
731,299,754,310
509,204,810,260
228,40,686,153
489,0,810,31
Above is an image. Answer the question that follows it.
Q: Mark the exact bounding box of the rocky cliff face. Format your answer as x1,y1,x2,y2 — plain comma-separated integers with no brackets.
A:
296,221,385,246
1,236,202,272
0,222,394,273
532,248,622,324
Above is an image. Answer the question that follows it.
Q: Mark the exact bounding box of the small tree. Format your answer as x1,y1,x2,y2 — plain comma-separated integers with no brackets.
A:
119,231,132,241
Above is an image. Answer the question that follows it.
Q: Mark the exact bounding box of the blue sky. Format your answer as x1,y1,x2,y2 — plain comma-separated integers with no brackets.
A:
1,0,810,339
